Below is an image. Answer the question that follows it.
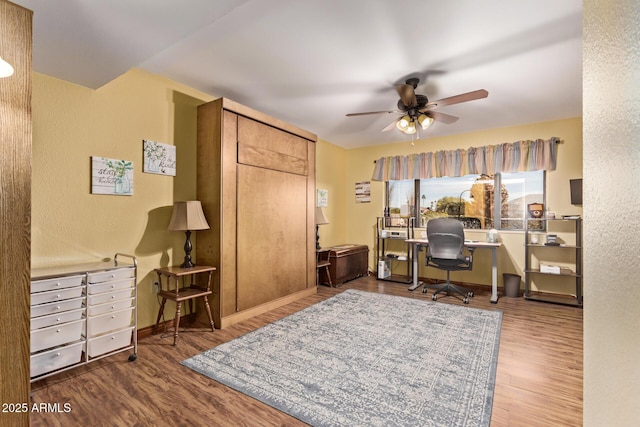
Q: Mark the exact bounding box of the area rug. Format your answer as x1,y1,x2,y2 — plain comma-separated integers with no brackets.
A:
181,289,502,427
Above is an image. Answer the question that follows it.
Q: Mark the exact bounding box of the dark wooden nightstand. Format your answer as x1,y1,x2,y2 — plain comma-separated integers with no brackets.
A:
154,265,216,345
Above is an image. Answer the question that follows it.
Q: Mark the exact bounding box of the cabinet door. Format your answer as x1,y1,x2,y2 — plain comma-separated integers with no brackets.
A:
236,164,308,311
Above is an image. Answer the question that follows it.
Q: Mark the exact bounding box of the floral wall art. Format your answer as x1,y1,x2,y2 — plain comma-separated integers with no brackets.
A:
91,156,134,195
143,139,176,176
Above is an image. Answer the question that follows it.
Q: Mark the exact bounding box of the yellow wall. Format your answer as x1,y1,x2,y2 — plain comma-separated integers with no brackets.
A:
315,139,348,248
32,69,214,328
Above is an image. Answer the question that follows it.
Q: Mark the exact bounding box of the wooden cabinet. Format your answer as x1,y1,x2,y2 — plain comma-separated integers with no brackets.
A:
197,98,317,328
30,254,137,381
326,244,369,285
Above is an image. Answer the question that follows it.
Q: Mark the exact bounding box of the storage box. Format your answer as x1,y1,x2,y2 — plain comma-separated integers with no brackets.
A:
378,260,391,279
540,264,561,274
327,244,369,284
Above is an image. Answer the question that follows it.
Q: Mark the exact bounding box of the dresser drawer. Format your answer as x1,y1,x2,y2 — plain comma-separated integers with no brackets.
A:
87,268,134,284
31,319,85,353
87,298,134,317
31,275,84,294
87,288,133,306
87,327,134,358
31,286,84,306
87,307,134,337
31,308,85,330
87,278,135,295
31,341,84,379
30,297,84,318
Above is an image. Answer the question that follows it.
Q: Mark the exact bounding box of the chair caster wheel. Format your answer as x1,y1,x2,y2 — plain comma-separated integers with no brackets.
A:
128,354,137,362
432,294,437,301
422,287,427,294
463,297,469,304
468,291,474,298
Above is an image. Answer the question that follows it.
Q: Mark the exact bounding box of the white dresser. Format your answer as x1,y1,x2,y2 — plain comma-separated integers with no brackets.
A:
30,254,137,381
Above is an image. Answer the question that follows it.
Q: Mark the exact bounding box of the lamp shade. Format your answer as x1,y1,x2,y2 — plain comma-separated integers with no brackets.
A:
315,206,329,225
168,201,210,231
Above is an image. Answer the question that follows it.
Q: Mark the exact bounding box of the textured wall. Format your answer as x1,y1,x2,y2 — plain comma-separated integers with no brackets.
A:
583,0,640,425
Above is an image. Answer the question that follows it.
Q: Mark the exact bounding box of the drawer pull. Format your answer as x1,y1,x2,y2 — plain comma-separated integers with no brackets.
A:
110,306,115,309
111,336,115,340
56,294,61,298
111,274,115,278
56,329,61,333
55,282,61,287
55,352,61,357
55,306,61,310
111,315,115,319
111,285,115,288
56,318,61,322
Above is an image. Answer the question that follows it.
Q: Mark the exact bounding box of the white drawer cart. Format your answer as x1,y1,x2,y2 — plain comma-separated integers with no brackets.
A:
30,253,137,381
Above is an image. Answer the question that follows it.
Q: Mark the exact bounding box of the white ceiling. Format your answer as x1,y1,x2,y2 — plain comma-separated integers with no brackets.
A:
16,0,582,149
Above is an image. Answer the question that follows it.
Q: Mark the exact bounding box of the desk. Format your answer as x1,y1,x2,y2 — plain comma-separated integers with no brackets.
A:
154,265,216,345
406,239,502,303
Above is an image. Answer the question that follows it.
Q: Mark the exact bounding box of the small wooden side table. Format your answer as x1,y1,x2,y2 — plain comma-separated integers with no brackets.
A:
154,265,216,345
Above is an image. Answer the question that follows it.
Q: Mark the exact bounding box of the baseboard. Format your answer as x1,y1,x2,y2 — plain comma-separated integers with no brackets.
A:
137,313,198,340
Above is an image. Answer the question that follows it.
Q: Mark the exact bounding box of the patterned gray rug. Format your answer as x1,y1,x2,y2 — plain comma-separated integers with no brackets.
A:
181,289,502,426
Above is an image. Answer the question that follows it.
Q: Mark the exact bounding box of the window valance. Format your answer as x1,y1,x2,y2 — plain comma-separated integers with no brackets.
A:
371,137,559,181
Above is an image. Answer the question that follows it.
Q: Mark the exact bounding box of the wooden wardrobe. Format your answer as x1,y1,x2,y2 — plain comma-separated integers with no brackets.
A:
196,98,317,328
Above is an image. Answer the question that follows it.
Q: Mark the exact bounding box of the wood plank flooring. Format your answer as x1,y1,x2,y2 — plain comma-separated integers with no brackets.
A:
30,276,583,426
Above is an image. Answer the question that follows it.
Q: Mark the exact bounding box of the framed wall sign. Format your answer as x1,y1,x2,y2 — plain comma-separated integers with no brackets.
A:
355,181,371,203
143,139,176,176
91,156,134,196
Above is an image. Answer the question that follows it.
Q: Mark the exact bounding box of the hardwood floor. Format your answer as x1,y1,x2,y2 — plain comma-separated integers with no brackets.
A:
30,276,582,426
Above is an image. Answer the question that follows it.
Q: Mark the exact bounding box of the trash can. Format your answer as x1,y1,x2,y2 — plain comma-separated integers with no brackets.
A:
503,273,521,297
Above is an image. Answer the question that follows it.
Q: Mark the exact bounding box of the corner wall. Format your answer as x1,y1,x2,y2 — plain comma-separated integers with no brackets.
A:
31,69,214,329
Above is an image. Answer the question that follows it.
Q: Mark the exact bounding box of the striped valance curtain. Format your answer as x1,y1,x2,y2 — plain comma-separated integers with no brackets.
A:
371,137,559,181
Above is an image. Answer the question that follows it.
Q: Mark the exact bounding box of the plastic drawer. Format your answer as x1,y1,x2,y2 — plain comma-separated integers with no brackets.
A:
31,286,84,306
87,327,134,358
30,297,84,318
87,268,134,284
86,297,134,317
31,319,85,353
31,274,84,293
87,307,134,337
31,341,84,378
31,308,85,330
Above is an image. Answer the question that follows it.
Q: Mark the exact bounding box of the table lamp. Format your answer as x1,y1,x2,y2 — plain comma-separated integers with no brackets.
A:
315,206,329,250
168,201,210,268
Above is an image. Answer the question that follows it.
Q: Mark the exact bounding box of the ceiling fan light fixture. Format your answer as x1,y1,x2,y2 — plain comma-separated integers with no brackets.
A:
396,115,411,131
404,121,417,135
417,114,434,130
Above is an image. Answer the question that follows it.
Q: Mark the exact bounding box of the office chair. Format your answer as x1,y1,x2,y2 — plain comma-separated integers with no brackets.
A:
422,218,475,304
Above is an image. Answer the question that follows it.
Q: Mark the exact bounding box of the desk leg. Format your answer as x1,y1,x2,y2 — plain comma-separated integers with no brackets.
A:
490,247,499,304
408,243,422,291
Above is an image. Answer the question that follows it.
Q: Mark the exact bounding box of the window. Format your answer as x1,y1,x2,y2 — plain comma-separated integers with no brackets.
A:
387,171,544,230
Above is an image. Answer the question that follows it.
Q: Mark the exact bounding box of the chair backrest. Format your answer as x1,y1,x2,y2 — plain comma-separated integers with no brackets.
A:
426,218,466,267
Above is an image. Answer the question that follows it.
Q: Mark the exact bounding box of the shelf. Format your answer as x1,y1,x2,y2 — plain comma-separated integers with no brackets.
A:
378,274,412,284
526,244,581,249
524,292,583,307
526,268,581,277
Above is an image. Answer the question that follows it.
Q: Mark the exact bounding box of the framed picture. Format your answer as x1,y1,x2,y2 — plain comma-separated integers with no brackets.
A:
143,139,176,176
317,189,328,207
91,156,134,196
355,181,370,203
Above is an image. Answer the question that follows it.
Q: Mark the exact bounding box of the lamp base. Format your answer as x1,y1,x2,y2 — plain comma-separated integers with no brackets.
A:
181,230,195,269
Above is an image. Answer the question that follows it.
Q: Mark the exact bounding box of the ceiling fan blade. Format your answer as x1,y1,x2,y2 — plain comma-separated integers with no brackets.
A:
423,89,489,109
396,84,417,107
346,109,400,117
381,117,401,132
427,111,459,124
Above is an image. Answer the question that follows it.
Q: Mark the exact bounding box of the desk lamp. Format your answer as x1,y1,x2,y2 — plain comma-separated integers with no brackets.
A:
315,206,329,250
168,201,210,268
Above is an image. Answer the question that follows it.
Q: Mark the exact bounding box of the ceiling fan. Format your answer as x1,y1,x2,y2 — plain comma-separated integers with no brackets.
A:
346,77,488,136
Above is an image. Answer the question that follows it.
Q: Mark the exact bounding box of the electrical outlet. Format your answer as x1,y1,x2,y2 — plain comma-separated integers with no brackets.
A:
153,282,160,294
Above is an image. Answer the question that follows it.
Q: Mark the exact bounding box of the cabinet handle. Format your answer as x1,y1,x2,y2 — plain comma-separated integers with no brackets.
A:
111,315,115,319
55,282,61,287
55,353,61,357
111,336,115,340
55,306,61,310
56,329,60,333
56,318,61,322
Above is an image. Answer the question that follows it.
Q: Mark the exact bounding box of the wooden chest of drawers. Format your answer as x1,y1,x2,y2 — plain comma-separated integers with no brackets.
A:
326,244,369,285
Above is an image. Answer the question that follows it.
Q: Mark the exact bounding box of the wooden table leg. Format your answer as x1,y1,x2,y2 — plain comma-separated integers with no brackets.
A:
173,301,182,346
